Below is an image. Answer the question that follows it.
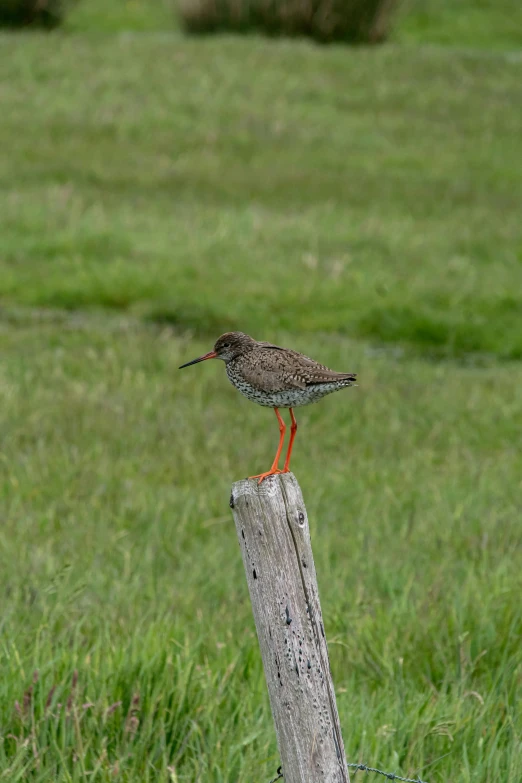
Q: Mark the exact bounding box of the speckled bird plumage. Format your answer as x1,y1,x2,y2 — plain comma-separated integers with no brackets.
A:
179,331,357,483
218,332,357,407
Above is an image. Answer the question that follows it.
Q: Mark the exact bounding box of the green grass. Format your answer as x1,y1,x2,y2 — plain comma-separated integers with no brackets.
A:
61,0,522,49
1,36,521,360
64,0,174,32
1,9,522,783
1,313,522,782
398,0,522,50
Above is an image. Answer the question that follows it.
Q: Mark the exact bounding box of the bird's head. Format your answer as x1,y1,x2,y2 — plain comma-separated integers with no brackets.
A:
179,332,255,368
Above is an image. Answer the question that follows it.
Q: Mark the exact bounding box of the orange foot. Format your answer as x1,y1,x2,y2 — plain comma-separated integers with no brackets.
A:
248,468,283,485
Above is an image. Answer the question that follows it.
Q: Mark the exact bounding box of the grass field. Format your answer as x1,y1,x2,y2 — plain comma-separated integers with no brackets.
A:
62,0,522,49
1,2,522,782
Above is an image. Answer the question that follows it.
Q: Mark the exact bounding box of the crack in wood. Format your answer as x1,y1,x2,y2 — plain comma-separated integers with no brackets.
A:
279,475,348,782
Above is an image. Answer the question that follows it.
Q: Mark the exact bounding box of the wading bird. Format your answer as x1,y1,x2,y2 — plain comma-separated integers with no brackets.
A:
179,332,357,483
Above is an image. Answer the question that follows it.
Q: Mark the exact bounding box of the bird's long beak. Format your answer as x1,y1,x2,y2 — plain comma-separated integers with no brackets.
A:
178,350,217,369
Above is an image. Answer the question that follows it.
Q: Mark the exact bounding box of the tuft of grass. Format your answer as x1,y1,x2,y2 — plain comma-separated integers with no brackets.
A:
178,0,399,44
0,0,67,28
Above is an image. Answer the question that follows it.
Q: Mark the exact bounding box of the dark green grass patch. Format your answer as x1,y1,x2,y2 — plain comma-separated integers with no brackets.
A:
0,0,66,29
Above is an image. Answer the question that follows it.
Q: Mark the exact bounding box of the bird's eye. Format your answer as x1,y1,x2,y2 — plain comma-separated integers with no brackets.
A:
222,343,230,348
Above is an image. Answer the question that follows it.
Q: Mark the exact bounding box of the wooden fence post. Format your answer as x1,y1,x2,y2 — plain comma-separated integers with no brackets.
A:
230,472,349,783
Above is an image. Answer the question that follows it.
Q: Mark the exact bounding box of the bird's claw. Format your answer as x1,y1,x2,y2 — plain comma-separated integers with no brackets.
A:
249,468,283,485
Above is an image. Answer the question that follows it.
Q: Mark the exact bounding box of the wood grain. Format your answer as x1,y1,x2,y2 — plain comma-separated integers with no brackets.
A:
230,472,349,783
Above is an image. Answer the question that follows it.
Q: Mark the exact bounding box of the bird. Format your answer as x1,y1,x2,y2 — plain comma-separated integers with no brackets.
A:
179,331,357,484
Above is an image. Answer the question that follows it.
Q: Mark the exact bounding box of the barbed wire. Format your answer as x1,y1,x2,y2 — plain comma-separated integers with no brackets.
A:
269,763,428,783
347,762,428,782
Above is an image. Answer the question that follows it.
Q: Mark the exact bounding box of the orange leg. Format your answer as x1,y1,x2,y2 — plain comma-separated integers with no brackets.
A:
282,408,297,473
249,407,286,484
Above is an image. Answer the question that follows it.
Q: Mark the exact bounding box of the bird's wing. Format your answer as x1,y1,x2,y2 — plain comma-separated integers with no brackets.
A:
236,349,306,392
238,346,356,392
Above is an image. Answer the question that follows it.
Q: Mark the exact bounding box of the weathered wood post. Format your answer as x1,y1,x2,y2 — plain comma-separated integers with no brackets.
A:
230,472,349,783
